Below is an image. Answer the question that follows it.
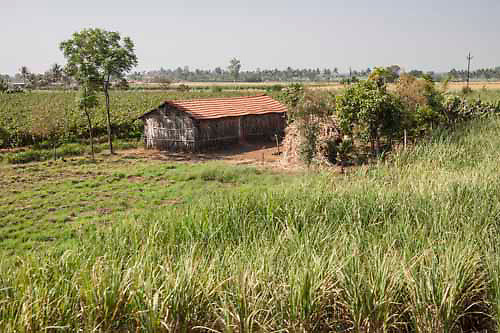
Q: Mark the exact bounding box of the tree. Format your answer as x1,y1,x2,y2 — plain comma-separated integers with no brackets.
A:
77,81,99,160
60,28,138,154
228,58,241,81
49,63,63,83
336,80,403,155
19,66,30,85
368,66,400,86
0,77,8,93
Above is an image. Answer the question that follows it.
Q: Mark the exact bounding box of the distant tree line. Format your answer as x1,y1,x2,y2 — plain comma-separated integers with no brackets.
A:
447,67,500,81
3,63,500,91
127,65,374,83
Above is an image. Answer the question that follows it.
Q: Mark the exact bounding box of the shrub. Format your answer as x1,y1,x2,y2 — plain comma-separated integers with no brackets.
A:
393,74,449,137
177,84,191,92
211,85,223,93
113,79,130,90
298,121,319,167
462,86,473,95
0,77,8,93
336,80,403,155
280,83,305,111
324,138,338,164
7,150,46,164
266,84,284,92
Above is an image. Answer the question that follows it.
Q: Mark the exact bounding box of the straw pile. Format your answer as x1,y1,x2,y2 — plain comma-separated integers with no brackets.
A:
281,118,341,166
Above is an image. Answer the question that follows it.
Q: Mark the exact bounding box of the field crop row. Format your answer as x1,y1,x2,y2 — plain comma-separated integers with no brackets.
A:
0,90,254,148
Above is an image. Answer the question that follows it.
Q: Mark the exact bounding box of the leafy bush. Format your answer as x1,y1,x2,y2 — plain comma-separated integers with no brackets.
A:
0,77,8,93
279,83,305,111
462,86,473,95
266,84,284,92
336,80,403,154
298,121,319,166
7,150,46,164
211,85,223,93
177,84,191,92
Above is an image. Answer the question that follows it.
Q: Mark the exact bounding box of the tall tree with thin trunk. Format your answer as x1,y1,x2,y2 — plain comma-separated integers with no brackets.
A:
60,28,138,154
19,66,30,86
77,81,99,160
228,58,241,82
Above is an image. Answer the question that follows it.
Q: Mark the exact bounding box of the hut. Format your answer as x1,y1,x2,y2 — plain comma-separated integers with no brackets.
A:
138,94,287,151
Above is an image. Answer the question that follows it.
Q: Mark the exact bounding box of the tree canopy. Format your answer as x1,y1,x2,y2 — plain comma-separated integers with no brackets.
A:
228,58,241,81
60,28,137,84
60,28,137,153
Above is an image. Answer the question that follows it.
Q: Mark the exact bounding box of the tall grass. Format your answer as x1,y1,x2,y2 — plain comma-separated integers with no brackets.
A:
1,116,500,332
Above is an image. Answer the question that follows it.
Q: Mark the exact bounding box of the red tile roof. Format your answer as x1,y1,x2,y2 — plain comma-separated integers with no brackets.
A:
140,94,287,120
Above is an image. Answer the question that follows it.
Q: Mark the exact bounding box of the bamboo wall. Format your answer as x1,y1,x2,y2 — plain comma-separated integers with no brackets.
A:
143,107,285,152
143,106,196,151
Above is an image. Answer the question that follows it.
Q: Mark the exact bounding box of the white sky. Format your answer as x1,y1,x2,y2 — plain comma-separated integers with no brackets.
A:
1,0,499,75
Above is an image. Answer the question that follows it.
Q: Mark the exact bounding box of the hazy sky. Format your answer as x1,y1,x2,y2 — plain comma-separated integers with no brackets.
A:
1,0,499,75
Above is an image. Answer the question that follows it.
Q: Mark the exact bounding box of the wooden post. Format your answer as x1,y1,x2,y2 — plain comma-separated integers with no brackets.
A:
404,129,407,149
238,117,243,143
275,134,280,155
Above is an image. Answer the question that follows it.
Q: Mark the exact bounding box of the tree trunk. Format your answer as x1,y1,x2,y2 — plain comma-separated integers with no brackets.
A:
104,78,114,154
53,140,57,160
375,136,381,156
84,108,95,161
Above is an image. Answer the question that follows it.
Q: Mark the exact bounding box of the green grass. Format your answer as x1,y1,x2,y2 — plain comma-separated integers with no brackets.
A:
463,88,500,103
0,156,297,255
1,116,500,331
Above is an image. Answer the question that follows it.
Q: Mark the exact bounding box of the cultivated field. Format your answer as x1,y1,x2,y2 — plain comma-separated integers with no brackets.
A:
0,90,256,149
1,82,500,331
1,116,500,331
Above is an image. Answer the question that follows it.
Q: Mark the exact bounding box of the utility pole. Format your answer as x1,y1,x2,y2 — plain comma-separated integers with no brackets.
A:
349,67,352,84
466,52,473,89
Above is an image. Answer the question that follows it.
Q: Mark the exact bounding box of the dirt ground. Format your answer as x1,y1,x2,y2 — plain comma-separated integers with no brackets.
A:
118,141,285,167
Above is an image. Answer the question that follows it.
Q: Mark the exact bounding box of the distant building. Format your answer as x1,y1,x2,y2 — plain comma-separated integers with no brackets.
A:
138,94,287,151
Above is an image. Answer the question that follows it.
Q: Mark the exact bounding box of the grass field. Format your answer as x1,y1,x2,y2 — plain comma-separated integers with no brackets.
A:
1,116,500,331
0,155,298,255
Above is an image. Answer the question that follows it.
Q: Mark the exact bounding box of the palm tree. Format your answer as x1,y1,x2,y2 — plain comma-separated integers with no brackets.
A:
50,63,63,83
20,66,30,85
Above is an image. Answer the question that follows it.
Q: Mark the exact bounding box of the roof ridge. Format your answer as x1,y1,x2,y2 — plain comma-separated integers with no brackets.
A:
165,94,267,104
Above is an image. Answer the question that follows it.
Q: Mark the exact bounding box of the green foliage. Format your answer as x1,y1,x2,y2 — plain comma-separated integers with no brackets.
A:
324,138,338,163
0,90,252,148
60,27,138,153
336,80,403,154
266,84,284,92
298,121,319,166
210,85,222,93
395,74,446,135
6,150,46,164
113,78,130,90
336,137,353,165
462,86,473,95
368,66,400,86
228,57,241,81
60,28,138,85
279,83,305,111
0,77,8,93
177,83,191,92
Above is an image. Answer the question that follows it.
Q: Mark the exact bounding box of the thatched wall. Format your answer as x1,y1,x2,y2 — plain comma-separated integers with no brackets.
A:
143,105,196,151
142,107,285,152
